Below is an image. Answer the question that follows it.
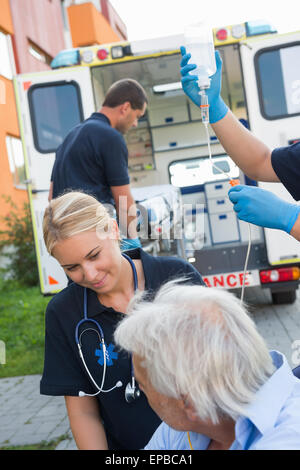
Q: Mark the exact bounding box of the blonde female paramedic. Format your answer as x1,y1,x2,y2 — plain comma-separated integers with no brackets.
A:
40,190,205,450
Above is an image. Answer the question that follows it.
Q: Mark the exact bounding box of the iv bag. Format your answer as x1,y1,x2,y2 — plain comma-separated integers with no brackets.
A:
184,22,216,88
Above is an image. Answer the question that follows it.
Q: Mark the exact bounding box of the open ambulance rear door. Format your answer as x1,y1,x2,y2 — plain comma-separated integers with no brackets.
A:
240,31,300,266
14,67,95,294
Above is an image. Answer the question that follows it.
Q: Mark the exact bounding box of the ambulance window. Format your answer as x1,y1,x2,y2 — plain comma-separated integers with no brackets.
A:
169,155,239,187
212,160,230,175
255,43,300,120
28,81,83,153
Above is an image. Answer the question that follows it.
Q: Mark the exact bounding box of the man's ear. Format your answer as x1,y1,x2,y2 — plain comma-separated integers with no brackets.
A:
120,101,131,115
180,396,198,422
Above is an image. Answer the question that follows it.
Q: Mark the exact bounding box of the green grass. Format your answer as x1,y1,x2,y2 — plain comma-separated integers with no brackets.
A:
0,279,51,378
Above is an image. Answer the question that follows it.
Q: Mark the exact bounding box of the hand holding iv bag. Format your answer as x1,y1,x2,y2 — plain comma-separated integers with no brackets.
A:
180,23,229,123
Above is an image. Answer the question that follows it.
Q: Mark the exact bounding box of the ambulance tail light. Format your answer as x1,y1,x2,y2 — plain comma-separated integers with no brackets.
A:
97,48,108,60
216,28,228,41
260,267,300,284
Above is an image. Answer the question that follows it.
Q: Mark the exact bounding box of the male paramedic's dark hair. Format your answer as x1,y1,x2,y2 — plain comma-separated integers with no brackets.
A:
103,78,148,110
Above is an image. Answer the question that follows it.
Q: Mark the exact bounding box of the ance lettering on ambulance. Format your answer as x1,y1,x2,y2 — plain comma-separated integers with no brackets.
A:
203,270,260,289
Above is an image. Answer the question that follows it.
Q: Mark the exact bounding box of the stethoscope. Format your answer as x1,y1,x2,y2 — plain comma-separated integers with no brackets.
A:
75,253,140,403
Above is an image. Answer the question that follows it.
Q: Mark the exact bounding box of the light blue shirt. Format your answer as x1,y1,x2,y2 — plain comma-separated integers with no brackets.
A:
144,351,300,450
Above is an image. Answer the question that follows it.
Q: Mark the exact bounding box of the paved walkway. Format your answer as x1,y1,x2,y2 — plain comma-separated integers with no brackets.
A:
0,375,76,450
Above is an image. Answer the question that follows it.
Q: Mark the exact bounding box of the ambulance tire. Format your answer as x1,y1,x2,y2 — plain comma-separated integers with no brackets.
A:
271,290,296,305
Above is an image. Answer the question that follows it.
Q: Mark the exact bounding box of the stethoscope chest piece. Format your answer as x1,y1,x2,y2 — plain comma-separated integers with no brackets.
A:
125,380,141,403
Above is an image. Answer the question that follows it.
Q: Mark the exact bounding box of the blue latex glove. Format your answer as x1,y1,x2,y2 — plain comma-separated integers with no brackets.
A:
180,46,228,123
228,185,300,233
120,237,142,251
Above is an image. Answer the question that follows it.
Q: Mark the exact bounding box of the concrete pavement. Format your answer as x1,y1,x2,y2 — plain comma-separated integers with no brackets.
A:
0,374,76,449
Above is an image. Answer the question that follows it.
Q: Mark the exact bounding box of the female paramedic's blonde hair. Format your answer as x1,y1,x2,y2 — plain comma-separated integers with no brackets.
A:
43,191,114,255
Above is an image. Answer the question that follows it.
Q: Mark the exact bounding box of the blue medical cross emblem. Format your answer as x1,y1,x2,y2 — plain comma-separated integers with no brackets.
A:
95,342,118,366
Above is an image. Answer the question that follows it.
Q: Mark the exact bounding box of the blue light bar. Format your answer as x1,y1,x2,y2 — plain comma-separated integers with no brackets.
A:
246,20,277,37
51,49,80,69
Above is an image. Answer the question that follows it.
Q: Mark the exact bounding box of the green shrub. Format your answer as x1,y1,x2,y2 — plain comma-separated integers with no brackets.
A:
0,196,39,286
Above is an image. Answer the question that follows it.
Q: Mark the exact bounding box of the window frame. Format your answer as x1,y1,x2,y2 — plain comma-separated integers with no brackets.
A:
28,80,84,154
0,30,15,80
28,40,53,66
6,135,27,189
254,40,300,121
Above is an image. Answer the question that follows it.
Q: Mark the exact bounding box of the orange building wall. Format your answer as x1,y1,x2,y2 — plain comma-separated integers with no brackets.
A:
0,0,14,35
0,78,24,208
0,0,27,225
100,0,127,40
68,2,122,47
0,0,126,230
0,0,67,230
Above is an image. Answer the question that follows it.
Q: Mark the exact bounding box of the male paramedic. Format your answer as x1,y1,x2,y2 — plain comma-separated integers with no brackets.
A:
114,281,300,450
49,78,148,250
180,48,300,241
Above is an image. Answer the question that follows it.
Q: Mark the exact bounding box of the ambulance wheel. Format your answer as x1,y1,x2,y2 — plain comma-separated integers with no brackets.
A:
271,290,296,305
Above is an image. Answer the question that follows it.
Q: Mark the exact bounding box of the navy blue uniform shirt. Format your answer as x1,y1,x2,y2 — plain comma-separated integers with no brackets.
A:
40,248,205,450
51,113,129,205
271,141,300,200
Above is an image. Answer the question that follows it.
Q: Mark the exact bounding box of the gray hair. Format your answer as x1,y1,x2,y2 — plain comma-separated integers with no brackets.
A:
114,280,275,424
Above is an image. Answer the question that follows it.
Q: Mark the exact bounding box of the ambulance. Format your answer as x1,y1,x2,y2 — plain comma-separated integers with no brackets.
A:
13,20,300,301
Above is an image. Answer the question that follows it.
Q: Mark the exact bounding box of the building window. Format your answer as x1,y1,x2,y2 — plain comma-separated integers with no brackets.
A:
28,41,53,66
6,136,27,189
0,31,14,79
60,0,70,30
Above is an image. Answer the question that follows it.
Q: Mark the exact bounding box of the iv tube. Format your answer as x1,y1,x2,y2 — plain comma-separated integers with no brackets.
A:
184,18,252,302
199,90,209,125
200,89,228,177
201,92,251,304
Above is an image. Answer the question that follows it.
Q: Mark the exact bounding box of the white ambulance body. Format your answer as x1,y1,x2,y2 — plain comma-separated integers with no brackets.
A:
13,21,300,301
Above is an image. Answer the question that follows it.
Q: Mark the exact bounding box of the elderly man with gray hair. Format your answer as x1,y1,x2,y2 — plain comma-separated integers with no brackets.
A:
114,282,300,450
